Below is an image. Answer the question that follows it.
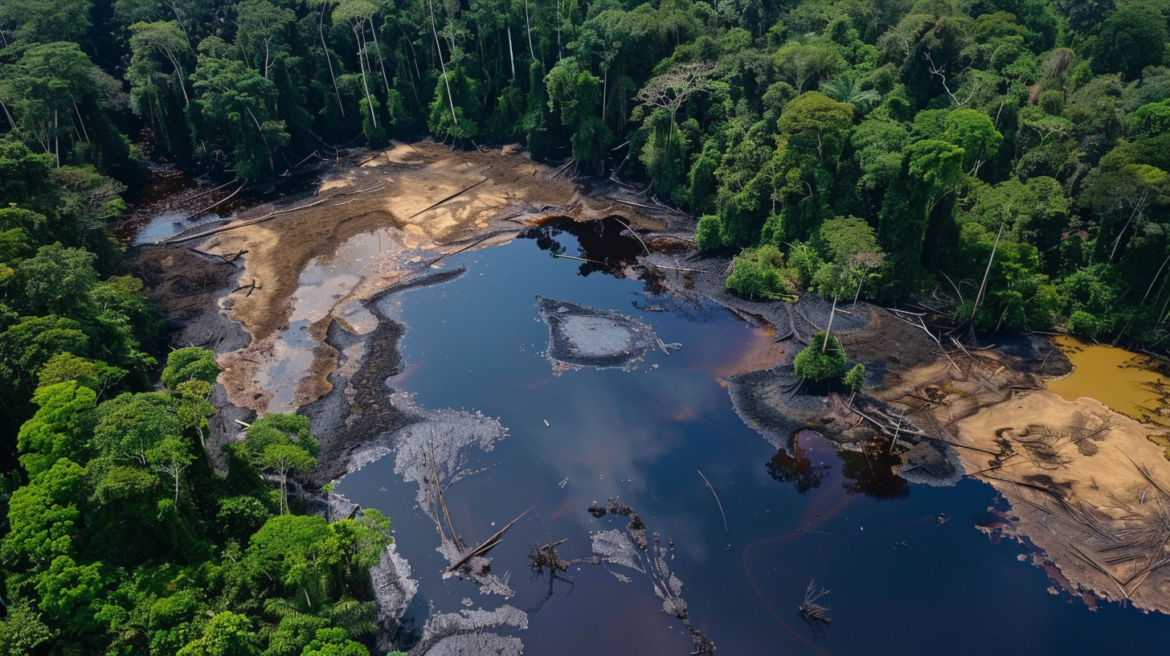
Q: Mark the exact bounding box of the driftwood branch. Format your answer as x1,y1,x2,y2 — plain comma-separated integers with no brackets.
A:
447,506,534,573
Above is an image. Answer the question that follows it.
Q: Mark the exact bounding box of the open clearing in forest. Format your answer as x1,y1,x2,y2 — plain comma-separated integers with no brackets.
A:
183,141,662,414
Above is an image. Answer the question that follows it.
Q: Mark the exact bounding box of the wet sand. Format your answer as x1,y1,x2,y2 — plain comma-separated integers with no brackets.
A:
176,141,661,414
1048,336,1170,426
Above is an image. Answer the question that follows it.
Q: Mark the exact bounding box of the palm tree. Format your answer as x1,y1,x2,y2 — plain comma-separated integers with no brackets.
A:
821,73,881,113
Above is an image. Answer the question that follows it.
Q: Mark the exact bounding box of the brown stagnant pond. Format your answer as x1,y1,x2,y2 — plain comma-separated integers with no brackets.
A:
324,218,1170,654
1047,335,1170,427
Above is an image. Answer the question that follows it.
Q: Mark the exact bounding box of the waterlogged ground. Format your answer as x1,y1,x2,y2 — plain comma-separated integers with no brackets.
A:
335,220,1170,655
1048,335,1170,426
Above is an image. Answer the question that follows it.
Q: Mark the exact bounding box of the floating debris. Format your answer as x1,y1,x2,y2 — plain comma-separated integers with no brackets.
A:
411,605,528,656
798,579,832,627
587,499,716,656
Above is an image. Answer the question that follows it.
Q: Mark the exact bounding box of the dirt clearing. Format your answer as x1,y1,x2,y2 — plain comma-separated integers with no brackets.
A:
173,140,659,415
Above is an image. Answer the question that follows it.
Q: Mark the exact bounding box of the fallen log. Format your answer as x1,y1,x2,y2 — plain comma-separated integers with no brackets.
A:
185,179,248,220
164,184,386,244
446,506,534,573
407,178,489,219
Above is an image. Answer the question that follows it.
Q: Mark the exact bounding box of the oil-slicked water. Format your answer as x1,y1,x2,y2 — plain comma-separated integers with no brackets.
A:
337,220,1170,654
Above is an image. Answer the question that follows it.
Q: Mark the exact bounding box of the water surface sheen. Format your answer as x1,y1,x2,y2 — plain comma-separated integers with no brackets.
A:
338,221,1170,655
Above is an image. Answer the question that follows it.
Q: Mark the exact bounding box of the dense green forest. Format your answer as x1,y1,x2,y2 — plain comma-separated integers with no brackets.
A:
2,0,1170,653
1,0,1166,342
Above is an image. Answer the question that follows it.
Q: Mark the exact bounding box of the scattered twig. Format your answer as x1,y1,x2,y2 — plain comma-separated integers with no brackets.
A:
697,470,729,532
798,579,831,624
552,254,604,264
232,279,261,297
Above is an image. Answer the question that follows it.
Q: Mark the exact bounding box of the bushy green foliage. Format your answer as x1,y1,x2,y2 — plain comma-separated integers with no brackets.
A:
793,331,847,383
844,363,866,393
725,245,793,300
7,0,1170,651
695,215,723,251
163,347,220,391
1069,310,1100,339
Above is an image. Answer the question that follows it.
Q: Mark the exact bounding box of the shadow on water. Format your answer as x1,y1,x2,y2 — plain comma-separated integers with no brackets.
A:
769,431,910,500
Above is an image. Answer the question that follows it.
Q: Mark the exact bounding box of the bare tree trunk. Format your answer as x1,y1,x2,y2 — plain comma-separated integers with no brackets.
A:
507,27,516,80
823,296,838,353
280,468,288,514
72,100,90,143
428,0,459,127
319,3,345,116
0,98,14,130
1142,253,1170,305
367,17,393,97
524,0,535,60
969,223,1003,341
353,25,378,128
602,66,607,123
1109,194,1148,263
162,48,191,107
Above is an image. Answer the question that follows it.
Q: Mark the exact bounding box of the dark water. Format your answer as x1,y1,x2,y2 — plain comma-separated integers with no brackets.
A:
338,219,1170,655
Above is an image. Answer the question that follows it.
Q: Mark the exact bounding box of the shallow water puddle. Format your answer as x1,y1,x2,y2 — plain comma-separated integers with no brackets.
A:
259,225,431,413
1047,335,1170,426
335,220,1170,655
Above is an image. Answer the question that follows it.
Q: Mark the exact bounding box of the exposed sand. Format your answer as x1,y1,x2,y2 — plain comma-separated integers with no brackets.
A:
835,317,1170,612
183,141,660,414
955,391,1170,612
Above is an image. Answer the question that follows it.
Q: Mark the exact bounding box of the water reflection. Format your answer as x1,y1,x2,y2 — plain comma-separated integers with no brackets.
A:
521,216,648,278
837,442,910,500
767,431,831,493
770,431,910,500
334,220,1170,655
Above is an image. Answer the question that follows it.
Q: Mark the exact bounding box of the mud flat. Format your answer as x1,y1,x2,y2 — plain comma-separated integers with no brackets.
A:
128,138,1170,639
786,309,1170,613
130,141,667,476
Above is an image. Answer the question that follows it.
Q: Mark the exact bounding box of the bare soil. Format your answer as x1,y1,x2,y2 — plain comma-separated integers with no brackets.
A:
814,311,1170,612
133,139,1170,614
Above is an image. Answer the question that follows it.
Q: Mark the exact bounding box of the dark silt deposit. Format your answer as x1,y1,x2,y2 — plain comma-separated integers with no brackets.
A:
536,296,674,371
317,217,1170,654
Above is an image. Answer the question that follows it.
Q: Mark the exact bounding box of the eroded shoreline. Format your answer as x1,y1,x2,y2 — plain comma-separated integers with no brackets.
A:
129,140,1170,649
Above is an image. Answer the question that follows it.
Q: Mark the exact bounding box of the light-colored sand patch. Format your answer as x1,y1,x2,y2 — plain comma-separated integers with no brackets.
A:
953,391,1170,612
191,140,658,415
844,324,1170,612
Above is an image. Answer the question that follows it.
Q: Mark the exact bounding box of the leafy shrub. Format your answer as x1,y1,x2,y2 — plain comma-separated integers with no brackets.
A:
1068,310,1099,339
725,245,793,300
844,363,865,393
695,214,723,251
161,348,220,391
793,331,847,382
